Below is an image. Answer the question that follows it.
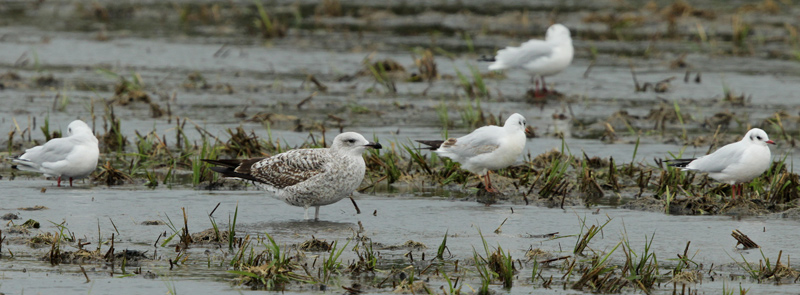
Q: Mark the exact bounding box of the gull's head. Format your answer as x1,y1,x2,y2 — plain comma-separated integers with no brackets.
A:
503,113,527,132
545,24,571,43
743,128,775,146
332,132,382,155
67,120,93,137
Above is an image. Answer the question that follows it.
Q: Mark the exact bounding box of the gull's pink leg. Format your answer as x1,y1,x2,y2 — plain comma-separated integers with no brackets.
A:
484,172,499,193
69,177,74,187
57,176,62,187
541,76,549,93
532,78,549,98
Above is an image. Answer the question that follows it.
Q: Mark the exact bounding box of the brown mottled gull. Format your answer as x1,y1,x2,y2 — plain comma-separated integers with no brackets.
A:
204,132,382,220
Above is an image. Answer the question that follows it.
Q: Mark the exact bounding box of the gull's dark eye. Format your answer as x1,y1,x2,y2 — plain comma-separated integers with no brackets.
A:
756,136,762,140
347,139,356,144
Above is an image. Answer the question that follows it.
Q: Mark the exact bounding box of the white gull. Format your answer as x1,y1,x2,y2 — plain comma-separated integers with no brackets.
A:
417,113,527,192
667,128,775,199
204,132,382,220
12,119,99,187
484,23,573,96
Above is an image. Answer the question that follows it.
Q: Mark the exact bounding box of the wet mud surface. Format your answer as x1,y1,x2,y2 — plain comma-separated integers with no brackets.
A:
2,0,800,294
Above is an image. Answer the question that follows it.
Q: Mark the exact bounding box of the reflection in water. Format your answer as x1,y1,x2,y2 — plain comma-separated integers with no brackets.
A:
242,220,359,236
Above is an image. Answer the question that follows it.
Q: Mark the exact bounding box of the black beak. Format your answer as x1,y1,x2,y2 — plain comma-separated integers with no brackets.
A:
365,142,382,149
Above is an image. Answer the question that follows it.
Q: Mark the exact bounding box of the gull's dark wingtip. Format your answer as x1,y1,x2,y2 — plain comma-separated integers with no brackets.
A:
202,158,242,168
204,158,265,182
665,158,695,168
477,55,496,62
415,140,444,150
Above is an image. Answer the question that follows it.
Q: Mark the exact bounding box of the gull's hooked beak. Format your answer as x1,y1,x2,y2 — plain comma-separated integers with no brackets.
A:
766,140,776,145
365,142,382,149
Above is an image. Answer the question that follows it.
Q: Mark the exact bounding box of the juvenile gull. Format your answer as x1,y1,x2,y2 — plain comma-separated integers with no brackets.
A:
416,113,527,192
12,120,99,187
667,128,775,199
204,132,382,220
481,24,573,97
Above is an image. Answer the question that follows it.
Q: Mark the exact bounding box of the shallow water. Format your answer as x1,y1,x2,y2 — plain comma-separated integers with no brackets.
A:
3,0,800,293
2,181,799,294
1,28,798,166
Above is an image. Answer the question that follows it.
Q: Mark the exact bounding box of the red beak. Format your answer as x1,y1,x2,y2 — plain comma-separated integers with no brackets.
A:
766,140,776,145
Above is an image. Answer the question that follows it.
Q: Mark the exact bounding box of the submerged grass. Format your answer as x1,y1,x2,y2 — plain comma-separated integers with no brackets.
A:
454,64,488,99
8,107,800,217
320,240,348,284
252,0,287,38
228,233,314,290
9,198,798,295
365,58,400,93
471,230,494,295
471,229,516,290
573,215,612,256
730,249,799,283
621,232,659,293
8,110,797,221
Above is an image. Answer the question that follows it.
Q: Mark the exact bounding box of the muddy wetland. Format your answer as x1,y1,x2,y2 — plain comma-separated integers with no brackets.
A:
3,0,800,294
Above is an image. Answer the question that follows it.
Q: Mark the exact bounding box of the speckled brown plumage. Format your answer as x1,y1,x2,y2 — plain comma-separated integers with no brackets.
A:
204,132,382,220
249,149,327,189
